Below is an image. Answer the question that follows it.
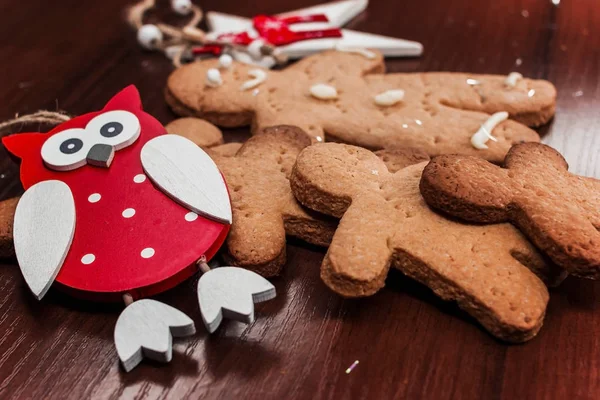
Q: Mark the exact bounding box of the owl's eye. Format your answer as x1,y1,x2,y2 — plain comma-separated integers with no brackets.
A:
41,128,89,171
100,122,123,138
88,110,140,150
60,138,84,154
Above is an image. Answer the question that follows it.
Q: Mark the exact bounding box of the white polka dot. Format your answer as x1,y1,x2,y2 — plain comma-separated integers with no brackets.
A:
88,193,101,203
81,254,96,264
133,174,146,183
141,248,155,259
122,208,136,218
185,212,198,222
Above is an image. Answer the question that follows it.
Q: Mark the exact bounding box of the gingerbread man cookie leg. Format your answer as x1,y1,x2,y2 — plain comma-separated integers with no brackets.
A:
166,50,556,163
291,143,565,342
420,142,600,279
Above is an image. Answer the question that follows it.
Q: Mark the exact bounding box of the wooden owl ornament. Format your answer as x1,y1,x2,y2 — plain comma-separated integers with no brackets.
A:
2,86,276,372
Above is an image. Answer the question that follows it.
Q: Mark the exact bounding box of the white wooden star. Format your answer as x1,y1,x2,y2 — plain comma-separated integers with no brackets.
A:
205,0,423,66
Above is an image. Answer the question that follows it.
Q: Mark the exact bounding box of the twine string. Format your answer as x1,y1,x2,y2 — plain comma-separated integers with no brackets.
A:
0,111,71,133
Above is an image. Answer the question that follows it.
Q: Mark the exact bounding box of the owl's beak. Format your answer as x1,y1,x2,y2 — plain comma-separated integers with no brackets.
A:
87,144,115,168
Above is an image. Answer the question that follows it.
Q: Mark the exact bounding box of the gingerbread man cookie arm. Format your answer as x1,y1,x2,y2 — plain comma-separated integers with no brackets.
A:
424,72,557,127
420,155,514,223
291,144,388,218
0,197,18,258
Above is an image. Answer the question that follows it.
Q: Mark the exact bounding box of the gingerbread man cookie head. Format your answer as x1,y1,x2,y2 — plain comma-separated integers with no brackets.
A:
291,143,565,342
420,142,600,279
2,86,231,301
167,50,556,163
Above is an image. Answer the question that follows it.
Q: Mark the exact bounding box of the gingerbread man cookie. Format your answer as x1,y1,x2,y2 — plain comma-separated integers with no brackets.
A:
290,143,566,342
166,50,556,163
165,117,243,156
420,142,600,279
211,125,337,276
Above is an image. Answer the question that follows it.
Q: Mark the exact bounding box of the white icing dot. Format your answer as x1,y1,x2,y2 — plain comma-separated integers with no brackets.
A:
218,54,233,69
402,124,409,129
471,111,508,150
374,89,405,106
466,78,480,85
81,254,96,265
141,248,155,259
528,89,536,97
185,212,198,222
206,68,223,87
122,208,136,218
310,83,338,100
415,119,423,126
88,193,101,203
504,72,523,87
67,143,75,150
240,69,267,91
316,136,323,142
133,174,146,183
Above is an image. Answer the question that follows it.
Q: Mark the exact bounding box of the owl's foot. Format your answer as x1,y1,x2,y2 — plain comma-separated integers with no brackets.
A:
114,298,196,372
196,261,277,333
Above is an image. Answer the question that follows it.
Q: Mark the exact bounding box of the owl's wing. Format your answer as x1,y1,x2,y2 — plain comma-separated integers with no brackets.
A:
141,135,232,224
13,180,76,300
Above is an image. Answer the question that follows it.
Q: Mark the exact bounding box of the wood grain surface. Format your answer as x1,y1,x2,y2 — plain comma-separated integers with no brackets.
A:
0,0,598,399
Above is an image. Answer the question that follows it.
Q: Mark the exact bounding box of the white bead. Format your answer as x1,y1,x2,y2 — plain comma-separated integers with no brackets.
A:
248,40,266,59
137,25,163,50
171,0,192,15
206,68,223,87
310,84,338,100
218,54,233,69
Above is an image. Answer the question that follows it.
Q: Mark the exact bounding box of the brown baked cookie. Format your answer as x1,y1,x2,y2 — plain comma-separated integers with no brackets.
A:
166,50,556,163
165,117,243,156
0,197,18,258
212,125,338,277
375,148,430,173
420,142,600,279
290,143,566,342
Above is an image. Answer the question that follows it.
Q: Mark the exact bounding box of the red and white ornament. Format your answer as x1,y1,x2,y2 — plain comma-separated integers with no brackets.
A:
3,86,276,371
197,0,423,67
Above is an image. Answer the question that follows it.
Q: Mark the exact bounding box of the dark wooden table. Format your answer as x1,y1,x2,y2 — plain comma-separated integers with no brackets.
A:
0,0,598,399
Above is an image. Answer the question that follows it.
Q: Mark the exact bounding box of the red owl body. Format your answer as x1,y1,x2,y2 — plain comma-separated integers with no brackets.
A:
3,86,230,301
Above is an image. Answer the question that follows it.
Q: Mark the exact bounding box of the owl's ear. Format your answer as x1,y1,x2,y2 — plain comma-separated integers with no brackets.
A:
103,85,143,112
2,133,46,159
